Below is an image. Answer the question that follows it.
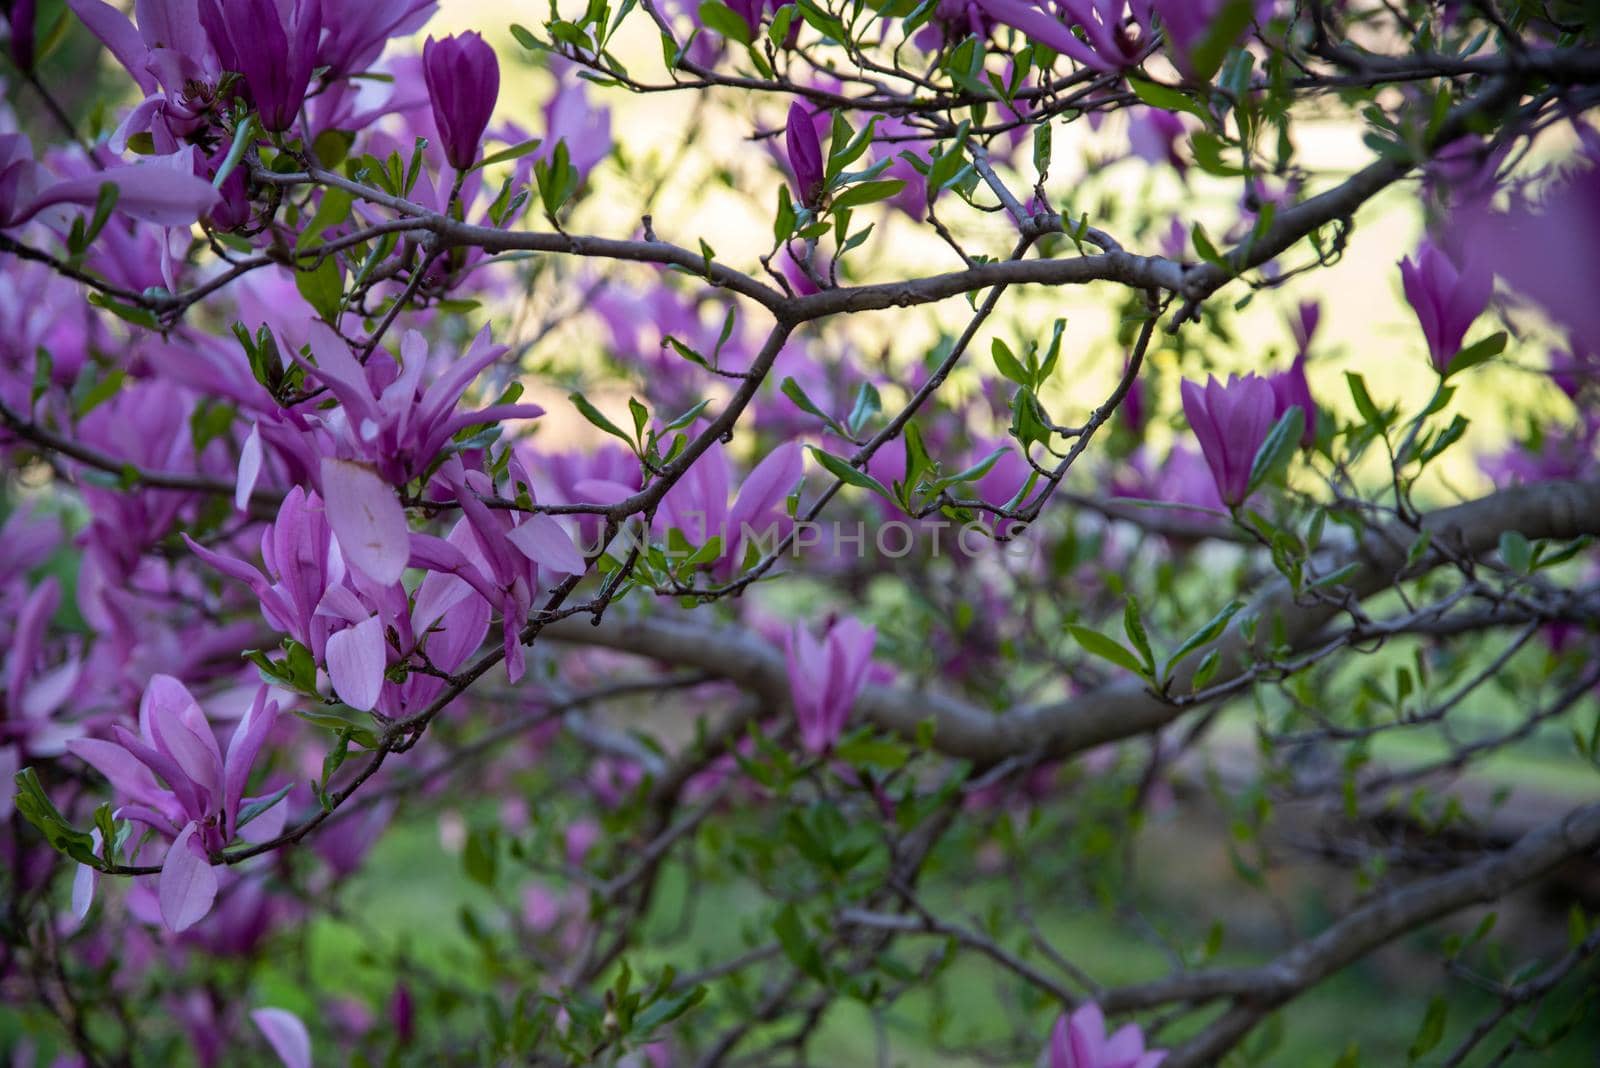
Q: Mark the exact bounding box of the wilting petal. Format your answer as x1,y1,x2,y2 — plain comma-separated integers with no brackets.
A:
251,1007,312,1068
325,615,387,712
321,458,410,585
506,514,586,576
159,821,218,932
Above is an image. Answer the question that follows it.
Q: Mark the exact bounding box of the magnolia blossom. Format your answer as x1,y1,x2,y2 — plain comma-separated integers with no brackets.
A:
1180,373,1278,507
200,0,322,133
0,134,219,230
423,32,501,170
786,101,826,206
1047,1004,1167,1068
1268,353,1317,449
67,679,284,932
656,440,804,574
1399,239,1493,375
786,616,876,753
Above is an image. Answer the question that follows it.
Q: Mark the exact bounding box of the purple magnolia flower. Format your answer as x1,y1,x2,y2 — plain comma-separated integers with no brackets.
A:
1459,144,1600,356
1127,107,1189,176
1180,373,1277,507
657,440,804,574
977,0,1143,74
407,456,586,683
200,0,322,133
318,0,435,77
280,323,542,581
1144,0,1272,79
68,0,222,151
1289,299,1320,358
423,32,501,171
185,486,398,709
1399,239,1493,375
1047,1003,1167,1068
1268,354,1316,448
786,101,826,206
0,134,220,230
67,678,283,932
541,58,614,179
785,616,876,754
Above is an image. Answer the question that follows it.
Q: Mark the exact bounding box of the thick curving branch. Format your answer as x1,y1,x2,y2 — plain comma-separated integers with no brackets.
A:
544,479,1600,763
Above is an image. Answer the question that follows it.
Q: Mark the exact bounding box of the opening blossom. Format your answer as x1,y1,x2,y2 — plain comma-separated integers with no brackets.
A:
423,31,501,171
785,617,876,754
1047,1004,1167,1068
1180,373,1278,508
66,679,283,933
1399,238,1493,375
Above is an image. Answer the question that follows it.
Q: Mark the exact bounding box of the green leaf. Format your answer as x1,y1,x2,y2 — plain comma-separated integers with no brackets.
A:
781,376,841,428
471,137,544,171
1187,0,1254,82
845,382,881,437
569,392,636,449
1123,597,1156,675
294,255,344,322
698,0,753,43
1246,406,1304,496
991,338,1031,389
1499,530,1532,574
1444,330,1507,378
1345,372,1384,426
830,179,906,211
1068,625,1148,678
1127,77,1208,122
463,827,498,887
235,784,293,831
773,903,825,979
1163,602,1242,682
808,447,894,501
1407,996,1447,1061
14,769,100,867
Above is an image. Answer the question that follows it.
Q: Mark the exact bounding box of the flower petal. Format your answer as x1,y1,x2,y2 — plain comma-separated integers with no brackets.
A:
320,458,409,585
506,514,586,576
325,615,387,712
159,822,218,932
251,1007,312,1068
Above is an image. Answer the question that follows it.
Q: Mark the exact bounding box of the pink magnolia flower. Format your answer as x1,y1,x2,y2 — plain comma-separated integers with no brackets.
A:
1268,353,1316,449
423,32,501,170
657,440,804,574
66,0,223,151
185,486,397,711
0,133,220,230
318,0,435,77
977,0,1145,74
785,616,876,753
200,0,322,133
786,101,826,206
1460,143,1600,356
1399,239,1493,375
288,323,543,490
1180,373,1277,507
1047,1004,1167,1068
67,678,284,932
406,456,586,682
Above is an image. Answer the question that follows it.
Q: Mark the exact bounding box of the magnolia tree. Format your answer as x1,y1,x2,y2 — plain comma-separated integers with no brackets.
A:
2,0,1599,1064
